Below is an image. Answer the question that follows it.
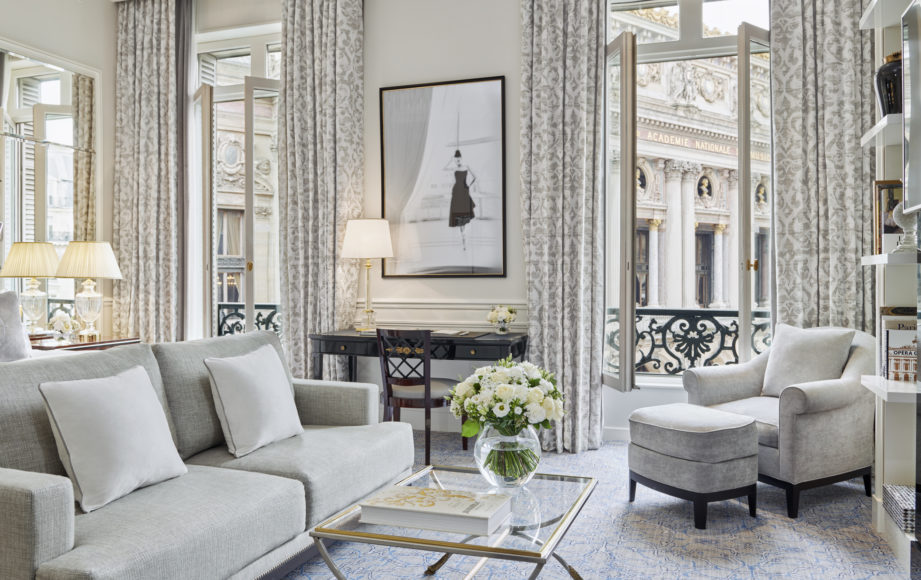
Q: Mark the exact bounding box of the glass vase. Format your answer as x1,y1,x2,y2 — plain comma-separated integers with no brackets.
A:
495,321,509,334
474,424,541,488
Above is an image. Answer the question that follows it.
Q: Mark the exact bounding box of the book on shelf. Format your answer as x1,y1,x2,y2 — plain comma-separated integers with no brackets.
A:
359,486,511,535
881,317,918,382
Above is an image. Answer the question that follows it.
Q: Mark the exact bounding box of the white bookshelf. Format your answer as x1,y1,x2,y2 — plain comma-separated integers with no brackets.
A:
860,114,903,148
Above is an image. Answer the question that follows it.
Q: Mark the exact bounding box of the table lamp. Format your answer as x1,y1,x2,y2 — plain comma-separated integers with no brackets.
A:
0,242,60,332
341,219,393,331
56,241,122,342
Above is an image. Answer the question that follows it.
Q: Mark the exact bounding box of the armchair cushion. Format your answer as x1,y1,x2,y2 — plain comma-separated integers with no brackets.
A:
709,397,779,448
762,324,855,397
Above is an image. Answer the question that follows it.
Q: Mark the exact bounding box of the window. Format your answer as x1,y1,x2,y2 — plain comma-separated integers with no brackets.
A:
266,44,281,80
213,50,251,87
604,0,772,389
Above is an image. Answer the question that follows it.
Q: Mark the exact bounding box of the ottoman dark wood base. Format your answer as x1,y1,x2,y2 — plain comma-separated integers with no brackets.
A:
629,470,757,530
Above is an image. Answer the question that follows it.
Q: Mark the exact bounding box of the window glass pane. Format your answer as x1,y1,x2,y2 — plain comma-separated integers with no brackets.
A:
45,116,75,302
266,45,281,80
40,79,61,105
610,2,678,44
215,53,251,86
702,0,769,37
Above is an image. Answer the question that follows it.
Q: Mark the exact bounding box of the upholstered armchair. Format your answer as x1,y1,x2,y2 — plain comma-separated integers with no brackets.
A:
683,326,875,518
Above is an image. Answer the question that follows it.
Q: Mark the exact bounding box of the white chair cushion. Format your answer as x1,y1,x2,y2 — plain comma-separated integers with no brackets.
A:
39,365,187,512
392,377,455,400
204,344,303,457
762,324,855,397
0,291,31,361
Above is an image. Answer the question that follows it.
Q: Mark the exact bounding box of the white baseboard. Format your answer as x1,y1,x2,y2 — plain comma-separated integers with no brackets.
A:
604,426,629,442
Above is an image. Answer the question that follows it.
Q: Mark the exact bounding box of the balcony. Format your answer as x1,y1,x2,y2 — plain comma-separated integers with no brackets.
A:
217,303,282,336
605,307,772,376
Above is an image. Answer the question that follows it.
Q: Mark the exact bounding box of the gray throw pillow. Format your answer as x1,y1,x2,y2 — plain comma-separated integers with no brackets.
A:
762,323,856,397
39,366,187,512
0,291,31,361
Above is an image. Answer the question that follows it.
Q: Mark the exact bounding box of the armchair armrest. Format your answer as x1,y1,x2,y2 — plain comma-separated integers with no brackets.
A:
0,467,74,580
292,378,378,426
779,376,865,416
683,351,769,406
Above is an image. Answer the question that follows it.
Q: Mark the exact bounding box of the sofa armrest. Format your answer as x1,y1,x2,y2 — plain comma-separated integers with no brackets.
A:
0,468,74,580
682,351,769,406
292,378,378,426
779,377,865,416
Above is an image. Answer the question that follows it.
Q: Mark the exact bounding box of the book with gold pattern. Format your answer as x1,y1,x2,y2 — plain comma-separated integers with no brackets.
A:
359,486,511,535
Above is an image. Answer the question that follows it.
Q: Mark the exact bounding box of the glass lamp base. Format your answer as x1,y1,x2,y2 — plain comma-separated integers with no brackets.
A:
77,327,100,343
354,310,376,332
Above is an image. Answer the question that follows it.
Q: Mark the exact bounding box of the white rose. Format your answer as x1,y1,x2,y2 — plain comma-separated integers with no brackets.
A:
487,311,498,323
554,398,565,421
494,402,510,418
453,382,471,399
520,362,541,380
538,379,554,394
492,370,509,384
514,385,530,401
525,402,546,424
541,397,556,417
526,388,545,404
496,384,516,402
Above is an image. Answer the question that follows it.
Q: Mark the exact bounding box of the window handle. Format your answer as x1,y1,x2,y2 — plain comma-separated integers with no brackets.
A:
746,259,759,271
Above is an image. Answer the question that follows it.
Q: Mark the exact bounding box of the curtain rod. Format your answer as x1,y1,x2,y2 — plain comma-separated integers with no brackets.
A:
0,131,95,154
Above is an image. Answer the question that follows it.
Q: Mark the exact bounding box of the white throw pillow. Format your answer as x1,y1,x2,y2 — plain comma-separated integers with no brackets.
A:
204,344,303,457
0,291,31,361
39,366,187,512
762,324,856,397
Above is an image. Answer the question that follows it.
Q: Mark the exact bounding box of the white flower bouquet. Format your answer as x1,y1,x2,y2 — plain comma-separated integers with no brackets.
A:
448,356,564,483
49,310,77,339
486,305,516,333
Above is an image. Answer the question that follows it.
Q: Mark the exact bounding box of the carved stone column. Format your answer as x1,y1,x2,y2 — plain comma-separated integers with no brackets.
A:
663,160,684,307
725,169,739,309
711,224,726,308
647,219,661,307
681,163,702,308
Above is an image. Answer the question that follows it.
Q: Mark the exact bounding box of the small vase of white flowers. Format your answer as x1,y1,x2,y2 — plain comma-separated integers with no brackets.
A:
49,310,77,342
448,356,564,487
486,305,516,334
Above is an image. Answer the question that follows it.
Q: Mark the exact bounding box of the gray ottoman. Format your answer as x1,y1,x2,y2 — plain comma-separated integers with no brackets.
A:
628,403,758,529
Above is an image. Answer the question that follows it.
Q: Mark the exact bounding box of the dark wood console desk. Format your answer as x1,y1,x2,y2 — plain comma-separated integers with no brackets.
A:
308,330,528,381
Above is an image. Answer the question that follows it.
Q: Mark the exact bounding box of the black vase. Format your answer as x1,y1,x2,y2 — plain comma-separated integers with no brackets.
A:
876,51,902,116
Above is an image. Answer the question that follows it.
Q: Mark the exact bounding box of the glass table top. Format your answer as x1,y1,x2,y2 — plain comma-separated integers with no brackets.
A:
311,465,596,560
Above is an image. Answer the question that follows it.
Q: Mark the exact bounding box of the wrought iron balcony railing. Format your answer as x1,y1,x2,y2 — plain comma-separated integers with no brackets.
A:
217,303,282,337
604,307,772,376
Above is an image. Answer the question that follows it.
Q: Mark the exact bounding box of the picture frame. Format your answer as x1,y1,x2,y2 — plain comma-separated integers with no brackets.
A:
873,180,904,254
380,76,506,277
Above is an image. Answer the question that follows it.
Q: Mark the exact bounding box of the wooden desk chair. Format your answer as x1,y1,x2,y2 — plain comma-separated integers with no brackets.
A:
376,329,467,465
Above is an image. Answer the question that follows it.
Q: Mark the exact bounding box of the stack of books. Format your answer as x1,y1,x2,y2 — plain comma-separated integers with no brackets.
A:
359,486,511,535
881,317,918,383
883,484,915,533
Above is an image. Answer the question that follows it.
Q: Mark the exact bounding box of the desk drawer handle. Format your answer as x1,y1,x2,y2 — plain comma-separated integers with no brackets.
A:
470,349,477,356
339,345,347,351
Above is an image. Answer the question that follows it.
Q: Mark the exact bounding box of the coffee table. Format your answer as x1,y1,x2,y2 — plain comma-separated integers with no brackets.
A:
309,465,596,579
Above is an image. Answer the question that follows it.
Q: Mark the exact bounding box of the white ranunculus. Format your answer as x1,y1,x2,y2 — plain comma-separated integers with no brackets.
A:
525,402,546,424
526,388,545,404
514,406,523,415
494,402,510,418
514,384,530,401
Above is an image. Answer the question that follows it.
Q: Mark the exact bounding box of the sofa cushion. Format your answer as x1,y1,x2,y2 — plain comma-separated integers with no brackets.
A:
39,366,187,512
35,465,305,580
628,403,757,463
762,324,855,397
0,344,171,475
204,344,303,457
709,396,780,448
186,422,414,527
153,331,291,459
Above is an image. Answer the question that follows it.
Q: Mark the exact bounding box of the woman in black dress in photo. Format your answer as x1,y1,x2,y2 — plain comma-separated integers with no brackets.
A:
444,149,477,250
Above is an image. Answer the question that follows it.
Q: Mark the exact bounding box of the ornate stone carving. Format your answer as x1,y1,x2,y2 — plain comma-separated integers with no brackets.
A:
669,62,698,106
697,71,725,104
648,218,662,231
637,63,662,88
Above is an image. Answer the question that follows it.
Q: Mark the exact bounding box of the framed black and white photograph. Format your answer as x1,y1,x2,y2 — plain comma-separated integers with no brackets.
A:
380,76,506,277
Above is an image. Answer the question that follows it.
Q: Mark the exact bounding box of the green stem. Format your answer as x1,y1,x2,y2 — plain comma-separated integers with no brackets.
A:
484,448,540,480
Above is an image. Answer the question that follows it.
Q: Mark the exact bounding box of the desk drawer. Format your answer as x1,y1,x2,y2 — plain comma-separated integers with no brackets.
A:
317,341,376,357
454,345,508,361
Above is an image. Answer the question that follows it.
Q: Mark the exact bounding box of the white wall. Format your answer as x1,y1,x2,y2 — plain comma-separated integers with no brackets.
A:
196,0,280,34
360,0,526,432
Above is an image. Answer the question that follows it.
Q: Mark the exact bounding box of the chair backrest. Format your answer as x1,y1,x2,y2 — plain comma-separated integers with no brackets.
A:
376,329,432,400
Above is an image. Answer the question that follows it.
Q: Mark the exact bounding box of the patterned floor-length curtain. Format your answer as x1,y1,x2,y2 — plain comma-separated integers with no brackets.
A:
521,0,605,453
771,0,875,331
112,0,181,343
72,73,95,241
279,0,364,379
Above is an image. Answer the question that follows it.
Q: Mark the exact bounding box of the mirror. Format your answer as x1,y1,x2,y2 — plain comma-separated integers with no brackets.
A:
0,48,96,310
903,0,921,212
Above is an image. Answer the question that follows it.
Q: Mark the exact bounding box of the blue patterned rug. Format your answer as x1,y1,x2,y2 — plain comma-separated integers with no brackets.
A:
286,431,900,579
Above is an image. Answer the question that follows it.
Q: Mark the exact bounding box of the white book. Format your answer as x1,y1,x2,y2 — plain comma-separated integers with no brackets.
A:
359,486,511,535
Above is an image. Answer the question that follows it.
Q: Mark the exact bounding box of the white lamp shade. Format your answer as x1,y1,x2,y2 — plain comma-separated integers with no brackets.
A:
0,242,60,278
341,219,394,259
56,242,123,280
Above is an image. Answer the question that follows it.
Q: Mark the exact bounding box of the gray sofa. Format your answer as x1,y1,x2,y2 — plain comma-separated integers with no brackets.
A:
0,331,415,580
